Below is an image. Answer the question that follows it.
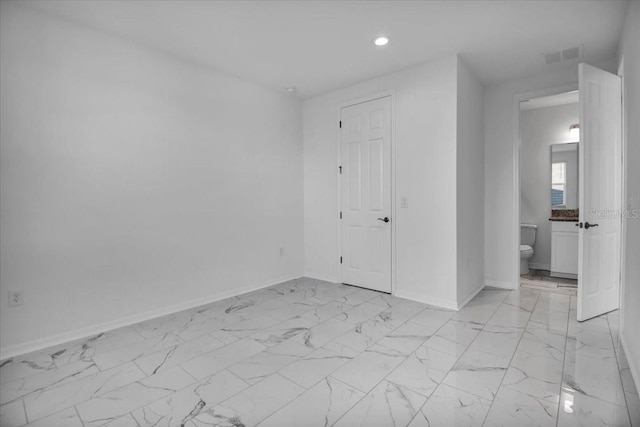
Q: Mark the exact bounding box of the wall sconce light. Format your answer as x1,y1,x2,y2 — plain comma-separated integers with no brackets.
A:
569,124,580,140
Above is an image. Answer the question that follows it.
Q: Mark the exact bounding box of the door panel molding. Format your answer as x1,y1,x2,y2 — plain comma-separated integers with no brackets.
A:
337,94,393,294
577,63,622,321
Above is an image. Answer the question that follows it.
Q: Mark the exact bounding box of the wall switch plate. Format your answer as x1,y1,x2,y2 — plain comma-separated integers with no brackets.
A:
8,290,23,307
400,197,408,208
279,247,285,257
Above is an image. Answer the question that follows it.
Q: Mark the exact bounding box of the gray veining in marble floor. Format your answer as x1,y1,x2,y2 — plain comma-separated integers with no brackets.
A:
0,278,638,426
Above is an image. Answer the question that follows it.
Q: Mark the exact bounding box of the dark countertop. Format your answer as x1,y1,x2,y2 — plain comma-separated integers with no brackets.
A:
549,217,579,222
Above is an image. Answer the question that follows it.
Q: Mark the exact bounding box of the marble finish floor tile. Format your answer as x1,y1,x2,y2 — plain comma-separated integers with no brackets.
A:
23,362,145,422
227,339,310,384
0,400,26,427
91,333,183,371
23,407,84,427
442,349,511,400
385,346,458,398
131,369,248,426
0,278,636,427
3,327,144,377
75,367,194,426
299,301,354,323
331,316,395,352
529,308,569,333
407,383,491,427
557,389,631,426
101,414,139,427
342,302,387,324
192,374,305,426
624,391,640,426
424,319,483,357
410,307,456,334
0,360,99,406
293,317,354,351
562,356,627,407
376,321,432,355
180,338,267,380
133,334,225,376
467,324,524,359
484,386,558,426
502,351,563,402
278,346,355,389
333,379,427,427
258,377,363,427
331,344,407,393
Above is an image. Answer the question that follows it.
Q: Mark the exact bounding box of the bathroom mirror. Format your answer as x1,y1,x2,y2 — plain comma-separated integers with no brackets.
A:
550,143,578,209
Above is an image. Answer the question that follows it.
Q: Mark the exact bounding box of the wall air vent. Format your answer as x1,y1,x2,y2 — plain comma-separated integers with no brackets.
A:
542,46,583,65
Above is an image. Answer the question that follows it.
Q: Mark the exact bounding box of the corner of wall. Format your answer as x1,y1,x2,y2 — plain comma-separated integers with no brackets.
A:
618,0,640,398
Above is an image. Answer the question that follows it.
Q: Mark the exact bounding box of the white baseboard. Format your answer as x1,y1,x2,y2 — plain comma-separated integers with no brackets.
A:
457,283,485,310
485,279,517,289
304,272,338,283
394,290,458,311
0,273,303,360
550,272,578,280
529,262,551,271
619,331,640,398
304,273,338,284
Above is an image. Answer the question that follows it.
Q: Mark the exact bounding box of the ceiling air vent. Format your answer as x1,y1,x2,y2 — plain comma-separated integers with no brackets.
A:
542,46,583,65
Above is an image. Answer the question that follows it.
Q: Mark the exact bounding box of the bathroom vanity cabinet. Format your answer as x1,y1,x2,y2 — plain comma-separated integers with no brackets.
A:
550,221,579,278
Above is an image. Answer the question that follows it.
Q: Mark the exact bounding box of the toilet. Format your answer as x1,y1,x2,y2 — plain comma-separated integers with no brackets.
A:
520,224,538,275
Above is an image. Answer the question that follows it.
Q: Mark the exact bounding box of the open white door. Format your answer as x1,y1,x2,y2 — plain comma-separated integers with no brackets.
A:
577,63,622,321
340,96,392,293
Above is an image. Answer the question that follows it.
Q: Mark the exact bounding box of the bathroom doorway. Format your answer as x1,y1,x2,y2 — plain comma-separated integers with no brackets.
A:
514,64,623,321
518,90,580,296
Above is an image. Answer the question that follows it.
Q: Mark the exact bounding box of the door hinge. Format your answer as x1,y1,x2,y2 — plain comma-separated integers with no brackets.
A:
339,211,342,219
340,256,343,264
339,121,342,128
339,165,342,174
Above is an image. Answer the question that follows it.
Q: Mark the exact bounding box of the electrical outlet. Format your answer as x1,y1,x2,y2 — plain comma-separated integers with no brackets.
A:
279,247,285,257
8,290,23,307
400,197,408,208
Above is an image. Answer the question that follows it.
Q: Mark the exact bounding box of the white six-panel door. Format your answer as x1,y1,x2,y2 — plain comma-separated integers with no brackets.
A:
340,97,392,293
577,63,622,321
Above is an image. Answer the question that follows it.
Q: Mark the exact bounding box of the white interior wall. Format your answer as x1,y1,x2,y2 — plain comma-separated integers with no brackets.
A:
303,56,460,307
456,59,485,305
520,103,579,270
0,4,304,355
618,0,640,395
484,58,617,289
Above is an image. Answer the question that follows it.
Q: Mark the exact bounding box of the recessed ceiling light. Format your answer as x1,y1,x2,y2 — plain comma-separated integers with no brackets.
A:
373,36,390,47
285,86,297,94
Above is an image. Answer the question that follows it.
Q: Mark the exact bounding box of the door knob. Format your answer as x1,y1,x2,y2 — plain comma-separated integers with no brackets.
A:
377,217,390,223
584,222,599,230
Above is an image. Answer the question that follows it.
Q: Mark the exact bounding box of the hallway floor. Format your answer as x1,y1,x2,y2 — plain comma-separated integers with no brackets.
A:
0,278,638,426
521,269,578,296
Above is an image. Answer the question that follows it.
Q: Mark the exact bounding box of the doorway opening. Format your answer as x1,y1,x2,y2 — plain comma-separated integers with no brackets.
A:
513,64,623,322
519,90,580,296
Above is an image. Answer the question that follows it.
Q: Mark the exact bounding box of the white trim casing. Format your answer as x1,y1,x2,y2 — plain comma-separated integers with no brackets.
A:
485,279,515,289
394,290,458,311
617,57,627,335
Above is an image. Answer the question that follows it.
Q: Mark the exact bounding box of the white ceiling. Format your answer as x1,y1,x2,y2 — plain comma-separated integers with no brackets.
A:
24,0,629,99
520,91,579,110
